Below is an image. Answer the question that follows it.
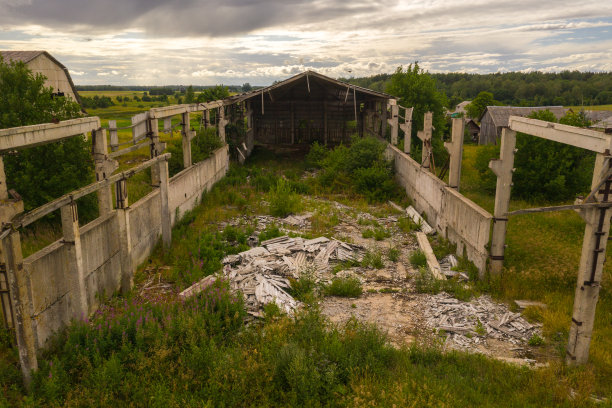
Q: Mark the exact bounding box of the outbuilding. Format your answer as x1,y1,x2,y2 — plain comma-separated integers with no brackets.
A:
224,71,395,150
478,106,568,145
0,50,81,104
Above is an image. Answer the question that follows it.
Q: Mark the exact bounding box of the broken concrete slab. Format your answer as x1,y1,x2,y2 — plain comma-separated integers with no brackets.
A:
415,232,444,280
406,206,434,235
179,275,217,300
514,300,547,310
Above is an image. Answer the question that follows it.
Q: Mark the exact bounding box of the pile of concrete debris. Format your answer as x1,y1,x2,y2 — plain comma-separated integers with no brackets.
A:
423,292,542,349
223,235,365,317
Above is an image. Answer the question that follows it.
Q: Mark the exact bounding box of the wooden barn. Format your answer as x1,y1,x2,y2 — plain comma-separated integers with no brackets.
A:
224,71,394,150
478,106,568,145
0,50,81,104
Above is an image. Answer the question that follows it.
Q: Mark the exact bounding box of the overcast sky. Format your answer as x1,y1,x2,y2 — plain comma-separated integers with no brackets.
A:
1,0,611,85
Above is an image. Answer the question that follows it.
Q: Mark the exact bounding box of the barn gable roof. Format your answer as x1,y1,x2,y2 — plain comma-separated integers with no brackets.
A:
226,70,394,105
479,106,568,128
0,50,81,105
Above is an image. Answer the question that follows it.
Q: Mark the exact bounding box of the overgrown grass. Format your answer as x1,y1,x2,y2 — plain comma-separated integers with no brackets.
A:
361,250,384,269
462,144,612,394
409,250,427,267
414,267,477,302
269,178,302,217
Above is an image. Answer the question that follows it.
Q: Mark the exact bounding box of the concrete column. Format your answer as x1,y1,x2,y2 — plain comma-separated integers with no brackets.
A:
246,102,254,153
0,156,8,200
108,120,118,152
204,109,210,129
115,179,133,295
402,107,413,154
149,118,161,186
218,107,227,143
567,154,612,365
417,112,433,170
388,101,399,145
181,112,193,168
2,231,37,389
158,158,171,249
92,129,114,216
61,201,88,319
488,128,517,277
444,117,465,191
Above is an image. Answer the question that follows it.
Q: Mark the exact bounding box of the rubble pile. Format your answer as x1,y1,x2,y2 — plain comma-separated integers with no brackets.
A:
423,292,542,349
223,235,365,317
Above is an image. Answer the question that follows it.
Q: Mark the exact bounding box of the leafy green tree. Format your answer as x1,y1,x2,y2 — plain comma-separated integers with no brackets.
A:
197,85,230,103
385,63,449,165
185,85,195,104
242,83,252,92
465,91,500,120
0,56,95,218
474,110,594,202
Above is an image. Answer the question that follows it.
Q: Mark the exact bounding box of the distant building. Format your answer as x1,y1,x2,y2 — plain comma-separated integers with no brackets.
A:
0,50,81,104
449,100,471,118
478,106,568,145
581,110,612,124
466,119,480,142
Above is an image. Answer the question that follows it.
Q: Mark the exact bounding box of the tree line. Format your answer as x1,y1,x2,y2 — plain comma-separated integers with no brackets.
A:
345,70,612,108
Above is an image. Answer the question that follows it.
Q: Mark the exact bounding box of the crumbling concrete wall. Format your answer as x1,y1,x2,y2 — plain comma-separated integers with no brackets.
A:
386,145,492,272
22,146,229,347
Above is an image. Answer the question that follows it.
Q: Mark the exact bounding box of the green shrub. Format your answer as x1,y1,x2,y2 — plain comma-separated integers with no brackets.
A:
258,223,283,243
323,277,363,297
305,141,328,169
414,267,476,301
387,247,400,262
269,178,302,217
314,137,397,202
362,250,384,269
409,250,427,267
528,333,544,346
398,216,420,233
290,269,318,302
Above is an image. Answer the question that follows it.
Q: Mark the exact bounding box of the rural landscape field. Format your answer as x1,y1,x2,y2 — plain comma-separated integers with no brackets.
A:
1,0,612,406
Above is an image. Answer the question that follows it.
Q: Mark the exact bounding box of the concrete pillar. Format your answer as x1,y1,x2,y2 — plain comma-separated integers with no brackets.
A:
163,118,172,134
388,101,399,146
149,118,161,186
204,109,210,129
402,107,413,154
417,112,433,170
567,154,612,365
218,107,227,143
246,102,254,153
108,120,118,152
444,117,465,191
181,112,193,168
115,179,133,295
2,230,37,389
92,129,114,216
61,201,88,319
158,158,171,249
0,156,8,200
488,128,517,277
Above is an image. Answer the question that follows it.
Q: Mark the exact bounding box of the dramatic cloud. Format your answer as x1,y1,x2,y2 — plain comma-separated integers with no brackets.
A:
0,0,611,84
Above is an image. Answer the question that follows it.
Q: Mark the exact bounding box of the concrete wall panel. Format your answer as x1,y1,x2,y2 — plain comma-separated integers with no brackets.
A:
387,145,492,272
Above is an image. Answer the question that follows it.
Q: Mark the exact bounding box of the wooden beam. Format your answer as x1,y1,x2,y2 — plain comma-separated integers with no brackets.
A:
0,117,100,152
509,116,612,153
